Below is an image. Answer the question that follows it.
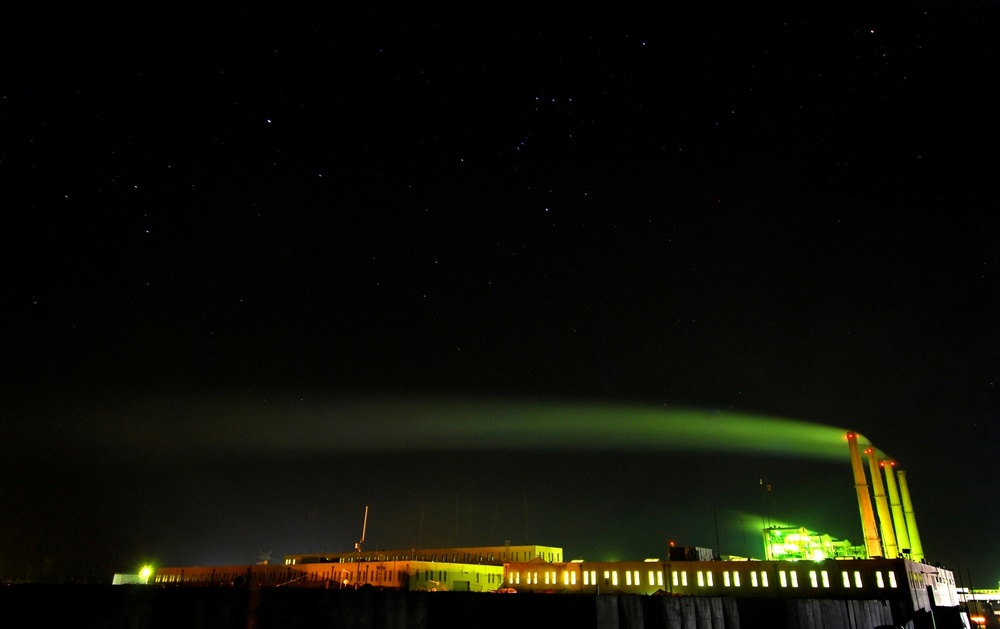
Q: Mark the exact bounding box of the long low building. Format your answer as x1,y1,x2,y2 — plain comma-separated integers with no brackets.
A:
502,556,958,608
284,543,564,566
153,558,506,592
153,543,561,592
151,549,963,629
152,544,958,608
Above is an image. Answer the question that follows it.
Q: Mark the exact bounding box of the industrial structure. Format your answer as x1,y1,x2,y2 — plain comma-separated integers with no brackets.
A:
762,526,864,561
844,432,925,562
154,543,558,593
148,433,976,627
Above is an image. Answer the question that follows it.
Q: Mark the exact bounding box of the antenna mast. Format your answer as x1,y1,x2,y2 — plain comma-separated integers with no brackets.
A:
355,505,369,553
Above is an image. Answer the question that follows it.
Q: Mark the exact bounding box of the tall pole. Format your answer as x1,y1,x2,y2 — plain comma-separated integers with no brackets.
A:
355,505,368,553
714,504,722,560
896,471,924,561
846,432,882,558
524,494,529,542
866,447,899,558
966,568,980,619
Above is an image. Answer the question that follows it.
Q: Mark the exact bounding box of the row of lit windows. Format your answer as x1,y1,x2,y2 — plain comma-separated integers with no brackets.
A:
298,569,404,584
506,571,577,586
155,567,504,587
423,570,448,582
155,570,299,585
320,549,561,564
667,569,899,590
507,568,899,591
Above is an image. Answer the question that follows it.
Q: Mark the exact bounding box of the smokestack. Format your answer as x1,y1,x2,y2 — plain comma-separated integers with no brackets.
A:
881,461,911,555
896,470,925,562
865,447,898,558
846,432,882,558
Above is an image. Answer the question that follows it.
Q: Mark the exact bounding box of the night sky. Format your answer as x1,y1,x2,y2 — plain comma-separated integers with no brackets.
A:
3,3,999,588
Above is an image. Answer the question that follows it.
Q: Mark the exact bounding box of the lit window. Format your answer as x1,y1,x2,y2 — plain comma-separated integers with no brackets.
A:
545,572,550,585
697,571,705,587
681,571,688,587
658,572,664,587
534,572,539,585
626,571,632,586
634,571,640,586
876,572,885,588
648,571,656,586
733,572,740,587
570,571,577,585
791,571,799,588
810,571,818,588
854,571,863,588
889,572,898,588
822,571,830,588
724,572,731,587
604,570,610,583
842,571,851,588
611,571,618,586
672,572,679,587
706,571,714,587
750,572,759,587
761,572,769,587
779,571,788,588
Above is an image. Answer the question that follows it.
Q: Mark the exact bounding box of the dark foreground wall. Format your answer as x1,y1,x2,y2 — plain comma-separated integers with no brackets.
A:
0,584,965,629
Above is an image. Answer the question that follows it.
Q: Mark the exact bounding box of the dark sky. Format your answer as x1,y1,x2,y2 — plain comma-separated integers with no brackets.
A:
3,3,999,587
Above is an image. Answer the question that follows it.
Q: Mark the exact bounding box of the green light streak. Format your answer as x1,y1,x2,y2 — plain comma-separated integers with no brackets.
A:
100,395,860,461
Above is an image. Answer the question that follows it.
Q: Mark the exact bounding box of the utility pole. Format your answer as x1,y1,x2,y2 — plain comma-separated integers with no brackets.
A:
355,505,368,553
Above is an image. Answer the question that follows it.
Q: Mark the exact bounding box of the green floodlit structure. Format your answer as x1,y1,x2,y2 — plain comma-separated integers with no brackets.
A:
758,432,928,565
763,526,866,562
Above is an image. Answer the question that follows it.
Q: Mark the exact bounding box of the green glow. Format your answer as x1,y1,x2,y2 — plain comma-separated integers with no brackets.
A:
98,395,865,460
763,526,866,561
139,565,153,583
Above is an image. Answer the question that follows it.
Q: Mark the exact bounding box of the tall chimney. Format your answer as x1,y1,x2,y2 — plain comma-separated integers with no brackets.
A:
846,432,882,558
881,461,910,555
896,470,924,562
865,447,898,558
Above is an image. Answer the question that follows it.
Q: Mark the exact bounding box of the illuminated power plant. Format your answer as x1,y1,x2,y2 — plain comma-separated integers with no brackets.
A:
757,433,928,565
140,432,973,628
844,432,924,562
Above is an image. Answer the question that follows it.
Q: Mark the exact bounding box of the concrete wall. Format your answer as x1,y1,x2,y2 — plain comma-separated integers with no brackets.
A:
0,584,967,629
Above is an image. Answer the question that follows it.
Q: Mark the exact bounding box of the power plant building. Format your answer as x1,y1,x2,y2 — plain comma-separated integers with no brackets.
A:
147,433,967,627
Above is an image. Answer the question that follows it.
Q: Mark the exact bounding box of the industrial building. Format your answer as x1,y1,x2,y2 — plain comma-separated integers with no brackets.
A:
153,544,560,592
148,433,978,627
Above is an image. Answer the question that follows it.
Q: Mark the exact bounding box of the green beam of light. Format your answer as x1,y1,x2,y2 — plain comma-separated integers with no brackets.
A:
86,395,865,461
